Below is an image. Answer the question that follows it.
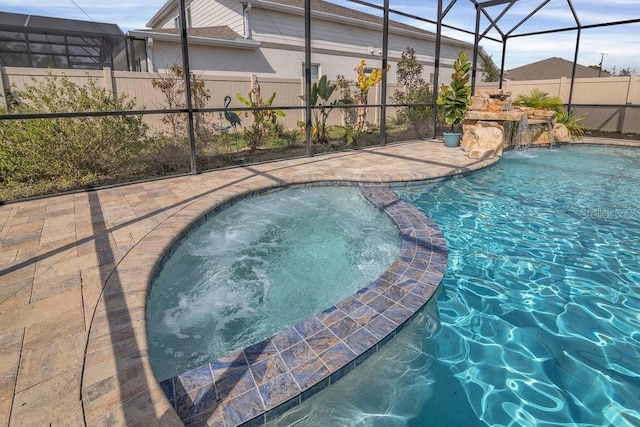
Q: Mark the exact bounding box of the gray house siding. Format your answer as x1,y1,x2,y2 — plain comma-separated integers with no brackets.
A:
141,0,474,83
157,4,180,29
191,0,245,35
249,7,457,82
151,39,274,74
154,0,244,35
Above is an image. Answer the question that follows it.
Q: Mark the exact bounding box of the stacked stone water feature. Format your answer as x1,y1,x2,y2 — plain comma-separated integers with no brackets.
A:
460,89,571,160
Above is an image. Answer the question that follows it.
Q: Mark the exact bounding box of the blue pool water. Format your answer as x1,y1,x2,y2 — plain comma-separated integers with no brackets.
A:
271,146,640,426
147,187,399,381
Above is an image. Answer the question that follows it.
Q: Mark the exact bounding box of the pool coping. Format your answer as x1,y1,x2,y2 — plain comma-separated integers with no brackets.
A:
5,139,640,426
156,184,448,426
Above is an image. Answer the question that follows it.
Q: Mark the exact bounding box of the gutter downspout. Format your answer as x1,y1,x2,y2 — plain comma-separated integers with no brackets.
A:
147,37,155,72
244,0,253,39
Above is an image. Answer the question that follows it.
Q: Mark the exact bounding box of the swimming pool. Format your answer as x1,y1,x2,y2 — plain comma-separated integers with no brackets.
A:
270,145,640,426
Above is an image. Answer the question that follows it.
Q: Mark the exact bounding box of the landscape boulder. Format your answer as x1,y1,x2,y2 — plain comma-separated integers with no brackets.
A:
461,121,505,160
553,123,571,142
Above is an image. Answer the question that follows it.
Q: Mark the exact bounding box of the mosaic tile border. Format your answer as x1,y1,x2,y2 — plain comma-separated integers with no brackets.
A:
156,184,447,426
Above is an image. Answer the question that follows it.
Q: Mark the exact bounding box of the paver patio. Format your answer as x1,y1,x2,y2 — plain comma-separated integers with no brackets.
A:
0,138,636,426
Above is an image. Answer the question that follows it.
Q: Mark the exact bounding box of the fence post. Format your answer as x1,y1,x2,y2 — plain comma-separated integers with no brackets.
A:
103,67,113,91
103,67,118,103
0,66,7,109
622,75,639,133
558,77,569,103
625,75,638,104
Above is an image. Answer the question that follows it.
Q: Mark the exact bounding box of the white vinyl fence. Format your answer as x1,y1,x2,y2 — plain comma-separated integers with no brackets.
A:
2,66,639,133
477,75,640,133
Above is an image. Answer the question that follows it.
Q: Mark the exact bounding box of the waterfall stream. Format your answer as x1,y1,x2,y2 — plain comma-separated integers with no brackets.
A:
514,114,531,150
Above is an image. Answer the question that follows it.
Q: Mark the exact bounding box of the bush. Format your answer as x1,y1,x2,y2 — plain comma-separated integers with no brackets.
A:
436,51,472,133
236,77,285,152
557,109,586,139
392,47,433,134
515,89,563,111
0,73,148,199
151,65,212,144
142,135,191,175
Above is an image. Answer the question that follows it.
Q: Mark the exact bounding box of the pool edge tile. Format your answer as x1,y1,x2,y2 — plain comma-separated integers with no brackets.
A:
165,185,448,427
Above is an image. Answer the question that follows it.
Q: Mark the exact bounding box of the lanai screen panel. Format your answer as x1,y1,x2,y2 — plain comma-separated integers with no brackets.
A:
0,12,126,70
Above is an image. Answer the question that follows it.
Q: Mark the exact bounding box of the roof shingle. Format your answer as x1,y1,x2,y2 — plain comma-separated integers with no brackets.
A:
507,57,610,80
144,26,240,40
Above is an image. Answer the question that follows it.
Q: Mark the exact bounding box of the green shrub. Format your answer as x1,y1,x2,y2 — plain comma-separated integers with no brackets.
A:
392,47,433,135
0,73,148,199
436,51,472,133
557,109,586,139
515,89,563,111
237,77,285,152
141,134,191,175
151,65,212,144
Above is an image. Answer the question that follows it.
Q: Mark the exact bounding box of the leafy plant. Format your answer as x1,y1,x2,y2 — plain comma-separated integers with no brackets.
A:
236,76,285,151
334,125,358,146
269,126,300,148
556,109,586,139
300,75,346,144
515,89,563,111
354,60,390,132
436,51,472,133
0,73,148,199
335,74,356,126
141,134,191,175
151,64,212,144
392,47,433,135
480,53,500,83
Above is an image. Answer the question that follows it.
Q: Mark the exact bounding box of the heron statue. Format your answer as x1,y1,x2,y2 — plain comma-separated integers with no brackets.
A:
223,95,242,130
223,95,242,155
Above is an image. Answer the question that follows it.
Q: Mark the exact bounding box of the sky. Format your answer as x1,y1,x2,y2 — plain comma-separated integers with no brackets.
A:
2,0,639,72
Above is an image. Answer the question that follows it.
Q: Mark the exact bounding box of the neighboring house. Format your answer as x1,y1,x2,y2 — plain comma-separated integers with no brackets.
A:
128,0,477,83
506,57,611,80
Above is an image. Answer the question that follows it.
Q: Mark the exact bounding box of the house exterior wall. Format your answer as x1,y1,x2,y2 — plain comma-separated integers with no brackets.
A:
157,3,180,29
146,5,470,85
148,38,447,84
155,0,245,34
249,7,449,82
192,0,244,32
150,40,275,74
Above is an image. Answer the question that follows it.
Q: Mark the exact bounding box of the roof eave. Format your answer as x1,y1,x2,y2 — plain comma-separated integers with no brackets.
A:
128,30,261,49
146,0,176,28
241,0,472,49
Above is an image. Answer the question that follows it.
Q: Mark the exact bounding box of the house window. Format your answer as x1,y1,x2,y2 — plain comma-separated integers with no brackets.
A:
173,7,192,28
302,63,320,80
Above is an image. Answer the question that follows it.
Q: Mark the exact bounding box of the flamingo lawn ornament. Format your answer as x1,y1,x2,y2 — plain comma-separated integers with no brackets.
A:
223,95,242,155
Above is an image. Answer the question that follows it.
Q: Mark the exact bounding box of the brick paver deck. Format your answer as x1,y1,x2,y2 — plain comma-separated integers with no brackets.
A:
0,138,632,426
